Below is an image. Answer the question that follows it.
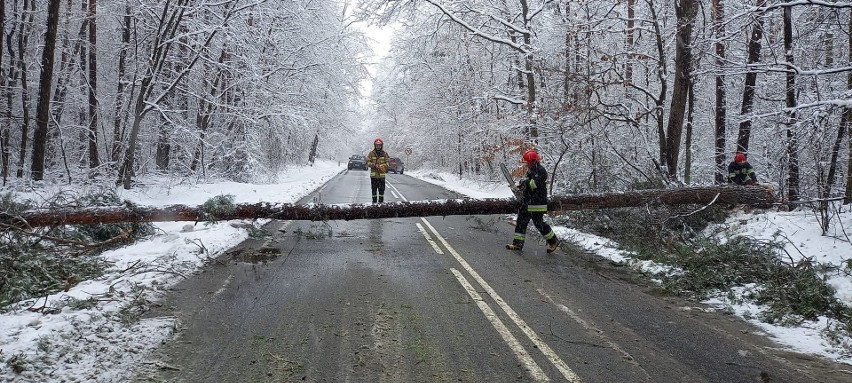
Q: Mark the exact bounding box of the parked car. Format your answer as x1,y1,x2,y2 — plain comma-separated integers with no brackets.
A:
347,155,367,170
388,157,404,174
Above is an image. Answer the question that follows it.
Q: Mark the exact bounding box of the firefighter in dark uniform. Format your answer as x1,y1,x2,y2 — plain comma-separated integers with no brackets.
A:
728,152,757,185
367,138,390,203
506,150,560,253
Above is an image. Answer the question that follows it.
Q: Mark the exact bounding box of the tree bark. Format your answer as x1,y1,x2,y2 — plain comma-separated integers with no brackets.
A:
783,6,800,203
48,0,87,175
520,0,537,141
155,122,171,170
684,79,695,184
2,6,20,183
110,4,131,164
190,48,228,172
30,0,62,181
0,0,7,184
16,0,35,179
825,9,846,202
625,0,634,87
736,0,767,153
664,0,697,179
712,0,727,184
562,28,571,112
846,10,852,205
86,0,99,171
1,186,776,228
648,2,667,168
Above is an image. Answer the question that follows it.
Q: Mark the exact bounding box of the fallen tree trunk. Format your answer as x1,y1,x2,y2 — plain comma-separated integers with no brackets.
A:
1,185,774,228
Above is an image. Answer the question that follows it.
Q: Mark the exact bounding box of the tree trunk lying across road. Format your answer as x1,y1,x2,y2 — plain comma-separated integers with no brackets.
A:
1,185,774,228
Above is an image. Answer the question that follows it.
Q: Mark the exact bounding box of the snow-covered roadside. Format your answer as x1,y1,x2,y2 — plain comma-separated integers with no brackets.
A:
703,210,852,363
2,165,850,382
410,169,852,365
0,160,344,382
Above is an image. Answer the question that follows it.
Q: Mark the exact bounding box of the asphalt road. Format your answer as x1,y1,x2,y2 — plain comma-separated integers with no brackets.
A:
136,170,852,382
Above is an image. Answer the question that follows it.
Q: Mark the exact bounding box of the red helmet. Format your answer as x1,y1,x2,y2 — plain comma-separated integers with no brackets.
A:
734,152,746,163
522,149,541,164
374,138,384,146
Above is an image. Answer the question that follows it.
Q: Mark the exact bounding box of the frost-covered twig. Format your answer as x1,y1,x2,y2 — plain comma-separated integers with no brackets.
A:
674,193,720,219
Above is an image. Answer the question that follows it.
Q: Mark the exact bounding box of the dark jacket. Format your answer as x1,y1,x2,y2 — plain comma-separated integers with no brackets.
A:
367,149,389,179
519,163,549,212
728,161,757,185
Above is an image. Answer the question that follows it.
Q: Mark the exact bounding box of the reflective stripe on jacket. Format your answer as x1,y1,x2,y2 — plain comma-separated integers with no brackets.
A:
521,163,549,212
367,149,390,178
727,161,757,185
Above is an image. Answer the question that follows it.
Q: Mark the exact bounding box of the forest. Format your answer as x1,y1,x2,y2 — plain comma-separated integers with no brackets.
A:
2,3,852,376
0,0,850,206
1,0,369,189
363,0,852,208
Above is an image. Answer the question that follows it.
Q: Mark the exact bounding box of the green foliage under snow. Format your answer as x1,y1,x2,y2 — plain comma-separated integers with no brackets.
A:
559,205,852,331
0,191,155,310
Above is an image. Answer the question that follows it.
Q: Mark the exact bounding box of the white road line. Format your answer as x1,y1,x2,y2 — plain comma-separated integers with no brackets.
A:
450,268,549,381
386,181,406,201
396,179,581,381
420,217,582,383
212,274,234,298
416,223,444,254
537,289,646,372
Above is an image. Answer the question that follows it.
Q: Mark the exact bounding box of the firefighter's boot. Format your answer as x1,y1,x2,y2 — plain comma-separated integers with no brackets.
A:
506,242,524,251
546,239,560,254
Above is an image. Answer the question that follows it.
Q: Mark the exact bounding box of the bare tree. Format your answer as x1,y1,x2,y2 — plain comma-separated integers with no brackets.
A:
1,1,25,183
360,0,852,201
684,74,695,184
110,2,131,165
189,48,230,173
17,0,35,179
86,0,99,171
712,0,726,184
0,0,7,184
783,5,800,203
47,0,89,180
30,0,61,180
118,0,238,189
663,0,697,179
118,0,189,188
735,0,767,154
648,1,668,171
421,0,544,141
13,0,35,179
846,10,852,205
625,0,635,88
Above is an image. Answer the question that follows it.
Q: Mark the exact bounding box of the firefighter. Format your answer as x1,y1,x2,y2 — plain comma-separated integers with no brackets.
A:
366,138,390,203
506,149,560,253
728,152,757,185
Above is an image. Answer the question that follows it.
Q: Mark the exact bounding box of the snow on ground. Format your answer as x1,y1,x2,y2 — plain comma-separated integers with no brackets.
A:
413,169,852,365
1,164,851,382
0,160,343,382
703,209,852,362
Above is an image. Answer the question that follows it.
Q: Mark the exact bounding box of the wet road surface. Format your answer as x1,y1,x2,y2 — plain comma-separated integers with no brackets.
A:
135,170,852,382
